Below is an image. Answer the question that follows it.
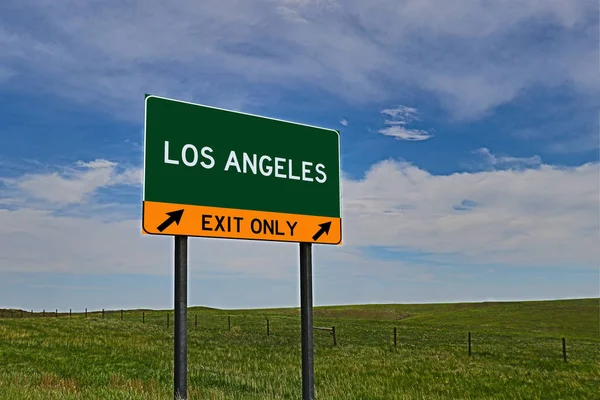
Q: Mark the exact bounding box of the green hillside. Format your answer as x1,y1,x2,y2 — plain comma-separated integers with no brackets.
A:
207,297,599,339
0,298,597,399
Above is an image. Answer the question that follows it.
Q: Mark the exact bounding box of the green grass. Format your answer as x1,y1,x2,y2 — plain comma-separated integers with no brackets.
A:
0,298,598,399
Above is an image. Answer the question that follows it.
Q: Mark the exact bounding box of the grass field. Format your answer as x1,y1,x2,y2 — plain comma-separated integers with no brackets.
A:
0,298,598,399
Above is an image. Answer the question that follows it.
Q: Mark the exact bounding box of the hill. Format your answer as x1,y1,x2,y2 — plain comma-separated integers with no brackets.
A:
0,298,597,399
194,297,599,339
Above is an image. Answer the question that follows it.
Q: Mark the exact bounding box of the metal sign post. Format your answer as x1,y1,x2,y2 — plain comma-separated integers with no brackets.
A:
174,235,188,399
299,242,315,399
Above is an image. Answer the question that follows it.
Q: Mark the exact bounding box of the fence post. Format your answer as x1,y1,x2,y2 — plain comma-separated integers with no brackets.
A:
69,309,72,318
167,313,170,328
332,326,337,346
121,309,123,321
394,327,397,349
55,309,58,318
562,338,567,363
143,312,145,324
194,315,197,330
21,310,23,318
267,319,270,336
85,308,87,318
468,332,472,356
43,309,45,318
228,316,231,331
102,309,105,319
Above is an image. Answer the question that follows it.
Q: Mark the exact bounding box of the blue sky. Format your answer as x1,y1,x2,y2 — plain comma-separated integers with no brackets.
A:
0,0,598,311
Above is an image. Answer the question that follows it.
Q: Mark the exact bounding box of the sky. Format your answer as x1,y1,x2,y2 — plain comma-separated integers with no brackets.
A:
0,0,598,312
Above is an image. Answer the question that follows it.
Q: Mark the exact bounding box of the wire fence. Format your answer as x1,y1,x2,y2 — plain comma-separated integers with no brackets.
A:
0,308,597,364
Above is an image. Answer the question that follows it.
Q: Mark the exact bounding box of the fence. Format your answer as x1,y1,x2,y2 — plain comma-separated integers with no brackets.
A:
0,308,593,363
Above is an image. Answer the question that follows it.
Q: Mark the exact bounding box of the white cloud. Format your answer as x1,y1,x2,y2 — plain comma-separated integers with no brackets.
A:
474,147,542,169
111,168,142,186
342,159,599,268
378,105,433,141
3,159,141,205
340,119,348,126
75,160,116,169
0,158,598,280
378,126,432,141
381,106,419,123
0,0,596,120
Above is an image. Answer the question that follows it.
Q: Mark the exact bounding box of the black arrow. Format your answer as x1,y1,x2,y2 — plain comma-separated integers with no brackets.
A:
157,209,185,232
312,221,332,241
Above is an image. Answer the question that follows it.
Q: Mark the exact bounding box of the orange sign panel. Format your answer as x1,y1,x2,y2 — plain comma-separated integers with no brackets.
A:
142,201,342,245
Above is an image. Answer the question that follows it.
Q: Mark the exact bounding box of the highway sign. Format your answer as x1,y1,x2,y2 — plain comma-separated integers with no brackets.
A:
142,95,342,245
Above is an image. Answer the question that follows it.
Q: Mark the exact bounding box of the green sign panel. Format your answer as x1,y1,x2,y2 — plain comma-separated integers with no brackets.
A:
142,95,342,245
